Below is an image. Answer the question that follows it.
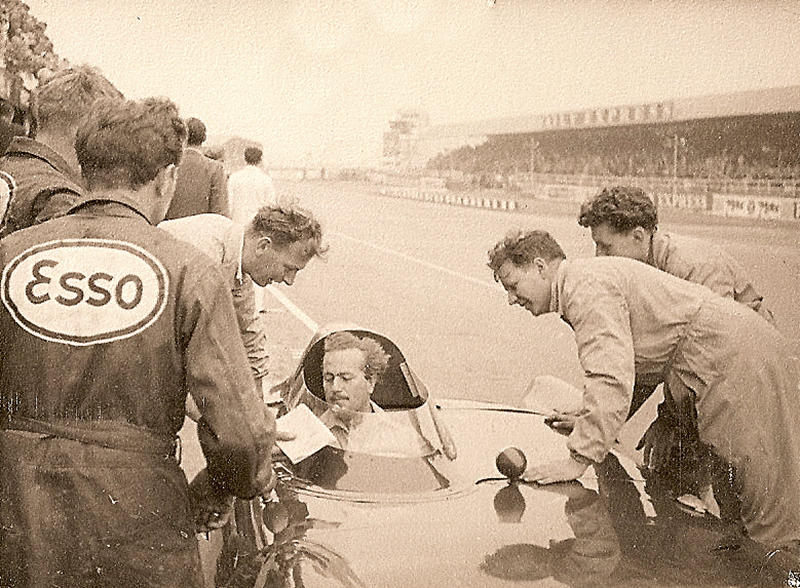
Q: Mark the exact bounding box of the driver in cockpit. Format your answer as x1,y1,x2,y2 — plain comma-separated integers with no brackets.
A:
322,331,389,413
319,331,415,453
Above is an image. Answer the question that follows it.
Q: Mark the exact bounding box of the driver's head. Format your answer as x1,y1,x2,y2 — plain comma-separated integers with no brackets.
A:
322,332,390,413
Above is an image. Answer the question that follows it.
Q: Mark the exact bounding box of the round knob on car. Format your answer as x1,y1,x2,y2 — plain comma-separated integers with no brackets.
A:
262,501,290,534
495,447,527,480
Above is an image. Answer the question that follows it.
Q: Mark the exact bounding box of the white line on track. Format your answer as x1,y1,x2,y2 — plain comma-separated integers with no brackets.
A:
264,231,495,332
333,231,496,289
265,285,318,333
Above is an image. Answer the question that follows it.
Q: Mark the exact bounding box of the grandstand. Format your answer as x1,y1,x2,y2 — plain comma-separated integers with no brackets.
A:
403,85,800,221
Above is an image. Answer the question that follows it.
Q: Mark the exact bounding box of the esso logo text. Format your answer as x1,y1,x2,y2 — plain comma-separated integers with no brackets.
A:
1,239,169,346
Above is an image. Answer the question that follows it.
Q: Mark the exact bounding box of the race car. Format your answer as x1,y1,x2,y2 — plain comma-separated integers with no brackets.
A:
209,324,795,588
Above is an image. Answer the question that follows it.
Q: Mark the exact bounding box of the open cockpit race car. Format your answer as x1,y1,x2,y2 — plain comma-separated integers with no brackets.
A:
204,325,798,588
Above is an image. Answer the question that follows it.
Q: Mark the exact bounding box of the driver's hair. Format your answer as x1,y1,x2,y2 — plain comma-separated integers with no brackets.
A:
323,332,390,382
487,229,565,275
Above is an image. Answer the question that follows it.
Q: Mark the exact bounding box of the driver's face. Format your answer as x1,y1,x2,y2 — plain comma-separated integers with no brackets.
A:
322,348,375,413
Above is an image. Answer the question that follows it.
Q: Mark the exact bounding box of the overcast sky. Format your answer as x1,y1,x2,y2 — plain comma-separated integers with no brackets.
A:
26,0,800,166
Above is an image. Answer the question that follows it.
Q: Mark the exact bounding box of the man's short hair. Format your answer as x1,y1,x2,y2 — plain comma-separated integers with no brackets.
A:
324,331,390,382
487,229,566,273
204,147,224,161
35,65,123,133
578,186,658,233
76,97,187,190
251,205,328,259
185,117,206,146
244,146,262,165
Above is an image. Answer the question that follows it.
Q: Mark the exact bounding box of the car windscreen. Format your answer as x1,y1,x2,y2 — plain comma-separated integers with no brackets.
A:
279,388,465,499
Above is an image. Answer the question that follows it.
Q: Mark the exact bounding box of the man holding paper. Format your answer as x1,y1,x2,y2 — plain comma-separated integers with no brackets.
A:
277,331,423,460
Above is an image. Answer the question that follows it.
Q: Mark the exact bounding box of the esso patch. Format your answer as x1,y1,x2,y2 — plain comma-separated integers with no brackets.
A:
1,239,169,346
0,170,15,224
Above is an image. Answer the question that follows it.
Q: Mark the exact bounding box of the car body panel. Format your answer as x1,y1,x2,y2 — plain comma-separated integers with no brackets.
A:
212,326,796,588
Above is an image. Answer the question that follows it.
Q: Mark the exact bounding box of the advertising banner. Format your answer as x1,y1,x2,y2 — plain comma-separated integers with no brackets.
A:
711,193,793,221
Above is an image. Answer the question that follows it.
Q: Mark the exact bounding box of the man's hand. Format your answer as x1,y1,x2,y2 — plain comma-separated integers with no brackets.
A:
543,412,577,436
636,414,679,472
188,469,235,534
526,456,589,485
270,430,296,463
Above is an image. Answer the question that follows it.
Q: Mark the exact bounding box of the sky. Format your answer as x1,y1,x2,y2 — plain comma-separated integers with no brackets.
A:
25,0,800,167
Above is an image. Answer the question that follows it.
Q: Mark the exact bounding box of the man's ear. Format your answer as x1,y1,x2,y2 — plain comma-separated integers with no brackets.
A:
631,226,649,243
532,257,548,274
157,164,177,197
256,235,272,252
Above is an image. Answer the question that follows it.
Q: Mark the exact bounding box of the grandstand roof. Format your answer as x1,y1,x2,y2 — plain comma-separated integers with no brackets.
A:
422,85,800,140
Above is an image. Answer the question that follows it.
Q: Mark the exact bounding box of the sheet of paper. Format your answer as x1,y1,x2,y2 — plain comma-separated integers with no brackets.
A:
276,404,337,464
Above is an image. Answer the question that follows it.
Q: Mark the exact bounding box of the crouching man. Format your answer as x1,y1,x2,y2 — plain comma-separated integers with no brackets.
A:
488,229,800,554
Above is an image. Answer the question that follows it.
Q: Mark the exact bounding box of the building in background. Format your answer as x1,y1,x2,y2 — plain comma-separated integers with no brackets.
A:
421,85,800,187
383,108,429,170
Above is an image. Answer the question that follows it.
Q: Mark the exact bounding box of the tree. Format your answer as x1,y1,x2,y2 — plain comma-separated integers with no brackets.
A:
0,1,62,105
3,1,59,74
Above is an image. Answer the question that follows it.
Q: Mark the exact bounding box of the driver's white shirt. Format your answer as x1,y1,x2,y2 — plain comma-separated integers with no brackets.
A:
320,402,423,457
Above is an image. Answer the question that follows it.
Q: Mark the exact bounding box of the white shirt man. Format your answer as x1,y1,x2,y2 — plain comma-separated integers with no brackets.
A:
160,214,268,379
228,146,277,224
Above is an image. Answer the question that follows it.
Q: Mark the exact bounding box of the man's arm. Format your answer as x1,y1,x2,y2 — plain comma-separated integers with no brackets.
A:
528,275,636,485
208,160,230,218
688,253,774,323
564,277,636,464
231,273,270,379
181,263,274,499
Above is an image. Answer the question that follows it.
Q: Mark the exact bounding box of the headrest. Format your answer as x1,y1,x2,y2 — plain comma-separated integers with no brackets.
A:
302,330,425,410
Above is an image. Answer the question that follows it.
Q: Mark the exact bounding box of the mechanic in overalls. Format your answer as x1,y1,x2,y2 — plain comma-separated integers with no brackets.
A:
0,66,124,238
577,185,774,504
488,229,800,554
579,186,772,320
0,97,276,587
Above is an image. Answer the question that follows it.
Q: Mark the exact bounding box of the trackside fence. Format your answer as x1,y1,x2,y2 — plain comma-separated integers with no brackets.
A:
366,172,800,222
